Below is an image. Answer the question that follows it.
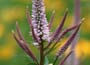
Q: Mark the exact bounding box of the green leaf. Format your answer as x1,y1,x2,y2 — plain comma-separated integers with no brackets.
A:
27,62,37,65
44,56,49,65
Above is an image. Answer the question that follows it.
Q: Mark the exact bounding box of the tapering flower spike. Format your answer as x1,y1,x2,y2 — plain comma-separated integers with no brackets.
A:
53,24,80,65
50,9,68,43
44,9,68,50
55,18,85,45
12,22,38,64
56,23,80,57
44,21,81,50
49,10,55,29
32,0,50,42
12,31,38,62
44,20,82,55
53,18,85,65
59,51,73,65
16,22,25,41
55,21,82,44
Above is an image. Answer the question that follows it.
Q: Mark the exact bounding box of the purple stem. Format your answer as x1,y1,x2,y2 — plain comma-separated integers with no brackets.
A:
50,9,68,43
55,22,81,44
66,0,81,65
16,22,25,41
59,51,73,65
49,10,55,29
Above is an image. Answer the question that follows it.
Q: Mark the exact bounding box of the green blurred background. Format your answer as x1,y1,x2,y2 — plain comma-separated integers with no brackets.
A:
0,0,90,65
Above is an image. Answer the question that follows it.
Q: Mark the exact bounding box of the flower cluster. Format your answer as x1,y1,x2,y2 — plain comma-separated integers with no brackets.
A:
12,0,84,65
32,0,50,42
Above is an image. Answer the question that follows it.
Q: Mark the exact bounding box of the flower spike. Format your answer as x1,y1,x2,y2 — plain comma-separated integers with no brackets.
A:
12,31,38,63
49,10,55,29
26,6,32,28
56,23,81,57
59,51,73,65
16,22,25,41
44,22,81,55
50,8,68,43
53,24,80,65
55,21,82,44
57,18,85,44
32,0,50,42
44,9,68,50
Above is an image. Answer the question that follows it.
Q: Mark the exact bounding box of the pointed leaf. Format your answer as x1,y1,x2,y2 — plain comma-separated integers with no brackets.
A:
28,63,37,65
26,6,32,28
59,51,73,65
49,10,55,29
44,56,49,65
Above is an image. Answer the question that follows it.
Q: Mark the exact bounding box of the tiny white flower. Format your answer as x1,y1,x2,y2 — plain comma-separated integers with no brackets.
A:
48,63,53,65
33,42,39,46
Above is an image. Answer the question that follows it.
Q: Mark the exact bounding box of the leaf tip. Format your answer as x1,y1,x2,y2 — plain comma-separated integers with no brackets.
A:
12,30,15,34
81,18,85,22
52,10,55,14
26,5,29,9
66,8,69,12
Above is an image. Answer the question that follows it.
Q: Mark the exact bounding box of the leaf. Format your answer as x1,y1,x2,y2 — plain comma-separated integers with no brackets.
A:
27,62,37,65
44,56,49,65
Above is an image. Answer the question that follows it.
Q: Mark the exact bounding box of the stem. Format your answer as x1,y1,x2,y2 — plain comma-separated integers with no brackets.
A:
45,42,57,55
59,51,73,65
53,56,58,65
40,42,44,65
68,0,80,65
